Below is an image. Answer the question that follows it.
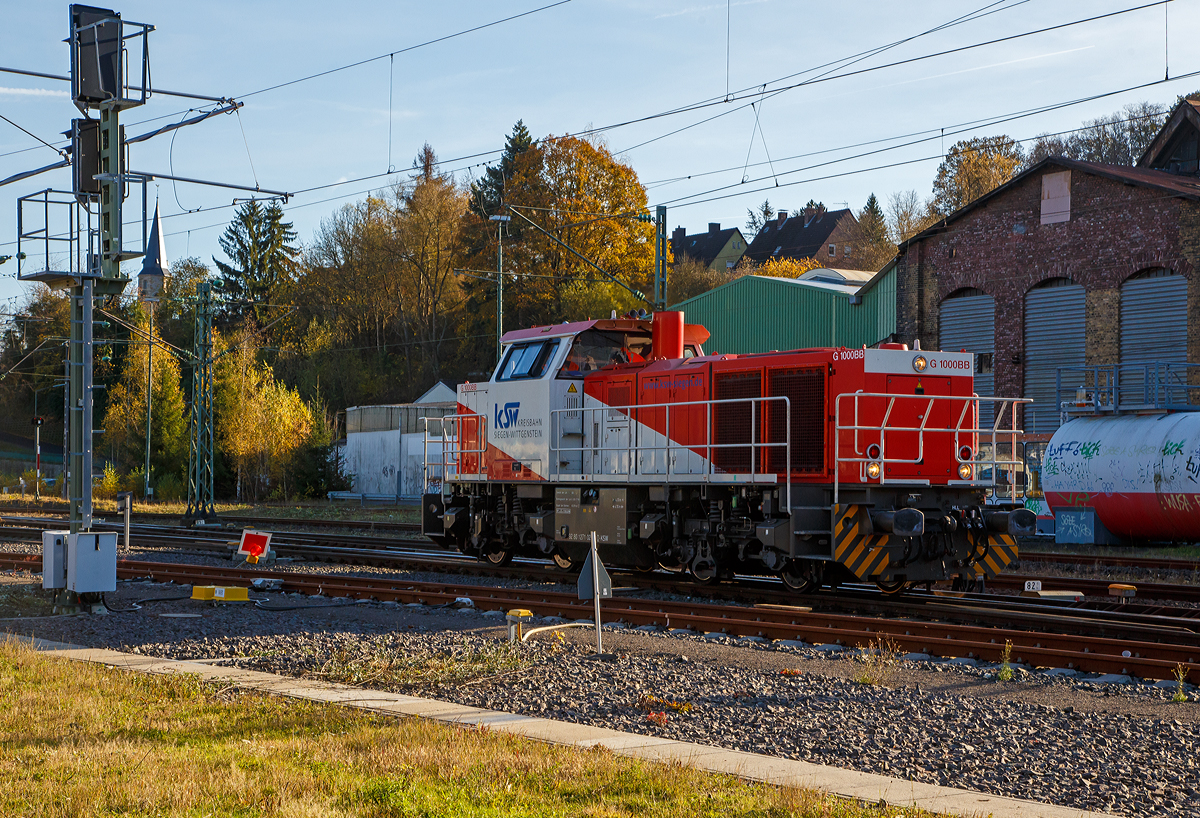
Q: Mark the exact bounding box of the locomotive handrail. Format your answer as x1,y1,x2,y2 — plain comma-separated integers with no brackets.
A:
833,391,1030,505
422,413,488,497
549,395,793,513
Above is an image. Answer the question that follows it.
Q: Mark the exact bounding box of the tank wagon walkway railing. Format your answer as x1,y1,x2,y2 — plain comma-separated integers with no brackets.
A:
1057,361,1200,418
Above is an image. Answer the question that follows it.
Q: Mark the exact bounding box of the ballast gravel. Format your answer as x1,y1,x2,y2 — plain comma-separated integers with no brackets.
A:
3,547,1200,816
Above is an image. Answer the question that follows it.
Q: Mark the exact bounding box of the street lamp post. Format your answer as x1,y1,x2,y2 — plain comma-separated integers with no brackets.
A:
488,215,511,361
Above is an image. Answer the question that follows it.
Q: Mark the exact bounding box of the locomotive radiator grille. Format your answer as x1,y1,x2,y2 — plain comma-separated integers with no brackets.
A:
767,367,826,475
713,370,762,473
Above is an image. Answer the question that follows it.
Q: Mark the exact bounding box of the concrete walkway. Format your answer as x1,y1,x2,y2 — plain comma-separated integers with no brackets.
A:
21,636,1110,818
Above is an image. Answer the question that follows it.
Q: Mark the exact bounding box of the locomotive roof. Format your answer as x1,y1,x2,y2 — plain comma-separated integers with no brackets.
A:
501,318,711,347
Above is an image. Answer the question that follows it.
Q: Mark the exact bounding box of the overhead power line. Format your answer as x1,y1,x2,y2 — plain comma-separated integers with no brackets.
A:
587,1,1173,143
233,0,574,100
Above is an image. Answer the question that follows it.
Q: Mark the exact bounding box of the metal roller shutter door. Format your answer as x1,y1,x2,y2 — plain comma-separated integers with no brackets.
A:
1120,274,1187,364
1024,283,1086,434
939,294,995,429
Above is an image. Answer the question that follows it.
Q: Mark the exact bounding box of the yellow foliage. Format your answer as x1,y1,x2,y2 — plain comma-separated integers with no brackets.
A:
216,331,315,501
744,256,824,279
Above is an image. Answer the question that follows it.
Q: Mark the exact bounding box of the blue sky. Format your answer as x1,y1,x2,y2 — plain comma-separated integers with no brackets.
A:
2,0,1198,310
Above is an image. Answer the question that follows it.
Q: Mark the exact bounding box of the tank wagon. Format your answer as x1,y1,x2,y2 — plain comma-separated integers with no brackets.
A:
422,311,1034,593
1044,363,1200,544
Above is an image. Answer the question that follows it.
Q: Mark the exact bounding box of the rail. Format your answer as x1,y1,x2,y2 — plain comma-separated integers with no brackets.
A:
833,391,1030,505
1057,362,1200,418
549,395,793,512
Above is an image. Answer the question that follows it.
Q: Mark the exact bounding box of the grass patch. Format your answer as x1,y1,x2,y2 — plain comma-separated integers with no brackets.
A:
997,640,1014,682
0,638,942,818
852,636,901,687
309,642,528,689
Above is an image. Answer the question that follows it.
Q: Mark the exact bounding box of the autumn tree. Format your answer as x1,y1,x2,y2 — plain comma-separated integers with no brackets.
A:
215,328,315,501
499,133,654,322
213,200,299,326
99,309,188,483
1025,101,1169,167
0,286,70,427
931,136,1024,215
886,190,939,244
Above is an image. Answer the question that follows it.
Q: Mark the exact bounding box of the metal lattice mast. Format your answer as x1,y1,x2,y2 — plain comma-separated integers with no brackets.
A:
186,282,215,521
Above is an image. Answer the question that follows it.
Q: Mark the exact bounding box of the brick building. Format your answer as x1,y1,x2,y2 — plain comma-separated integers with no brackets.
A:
894,148,1200,433
744,204,860,267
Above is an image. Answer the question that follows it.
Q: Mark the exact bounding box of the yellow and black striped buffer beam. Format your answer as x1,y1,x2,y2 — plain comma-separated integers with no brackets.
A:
832,504,891,580
975,533,1018,578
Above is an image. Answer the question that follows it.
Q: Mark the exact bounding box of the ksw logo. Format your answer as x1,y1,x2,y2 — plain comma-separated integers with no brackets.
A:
495,402,520,429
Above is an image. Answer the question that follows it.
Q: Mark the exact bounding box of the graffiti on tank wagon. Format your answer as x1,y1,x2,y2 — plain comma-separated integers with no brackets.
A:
1163,493,1195,512
1163,440,1185,457
1187,452,1200,484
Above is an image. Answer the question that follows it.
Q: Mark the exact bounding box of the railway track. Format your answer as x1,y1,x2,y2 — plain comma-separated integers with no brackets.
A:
5,517,1200,638
2,553,1196,681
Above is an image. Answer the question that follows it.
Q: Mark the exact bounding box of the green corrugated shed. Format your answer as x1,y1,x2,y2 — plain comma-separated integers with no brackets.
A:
671,265,897,354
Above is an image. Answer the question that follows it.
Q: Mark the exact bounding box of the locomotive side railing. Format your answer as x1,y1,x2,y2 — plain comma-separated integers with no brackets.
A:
421,413,487,498
833,392,1031,505
550,395,794,512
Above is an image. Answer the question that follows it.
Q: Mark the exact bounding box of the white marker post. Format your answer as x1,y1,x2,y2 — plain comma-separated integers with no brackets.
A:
591,530,602,654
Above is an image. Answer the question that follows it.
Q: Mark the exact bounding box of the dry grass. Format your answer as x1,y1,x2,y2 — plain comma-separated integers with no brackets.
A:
307,642,528,690
0,639,946,817
852,636,902,687
0,495,420,525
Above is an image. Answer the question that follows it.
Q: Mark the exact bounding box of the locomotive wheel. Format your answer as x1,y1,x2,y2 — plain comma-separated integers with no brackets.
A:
780,564,818,594
689,559,718,584
552,551,579,571
876,579,909,595
482,548,513,566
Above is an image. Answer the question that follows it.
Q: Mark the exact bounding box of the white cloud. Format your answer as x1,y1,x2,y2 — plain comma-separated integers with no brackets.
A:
0,86,69,98
655,0,768,20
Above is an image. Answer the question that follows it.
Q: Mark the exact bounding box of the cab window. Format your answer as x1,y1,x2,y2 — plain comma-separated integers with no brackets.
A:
496,339,560,381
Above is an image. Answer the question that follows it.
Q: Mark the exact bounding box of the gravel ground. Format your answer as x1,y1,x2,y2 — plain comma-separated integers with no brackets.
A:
4,542,1200,816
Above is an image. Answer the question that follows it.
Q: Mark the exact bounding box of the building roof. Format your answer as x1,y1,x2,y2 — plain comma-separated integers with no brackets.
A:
672,225,745,268
797,267,876,284
1137,98,1200,169
897,156,1200,252
744,207,855,264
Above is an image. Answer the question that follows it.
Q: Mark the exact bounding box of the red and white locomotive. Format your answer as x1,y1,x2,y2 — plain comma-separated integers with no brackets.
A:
422,311,1033,593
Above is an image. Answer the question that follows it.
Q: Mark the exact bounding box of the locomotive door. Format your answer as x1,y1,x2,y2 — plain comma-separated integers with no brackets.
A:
601,380,634,476
637,375,670,475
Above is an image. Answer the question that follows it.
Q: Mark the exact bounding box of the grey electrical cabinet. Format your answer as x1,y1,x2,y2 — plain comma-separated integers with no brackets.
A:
67,532,117,593
42,531,67,589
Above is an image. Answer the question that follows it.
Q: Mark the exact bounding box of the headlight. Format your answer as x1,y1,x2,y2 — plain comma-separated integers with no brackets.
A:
912,355,928,372
958,463,973,480
866,461,882,479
